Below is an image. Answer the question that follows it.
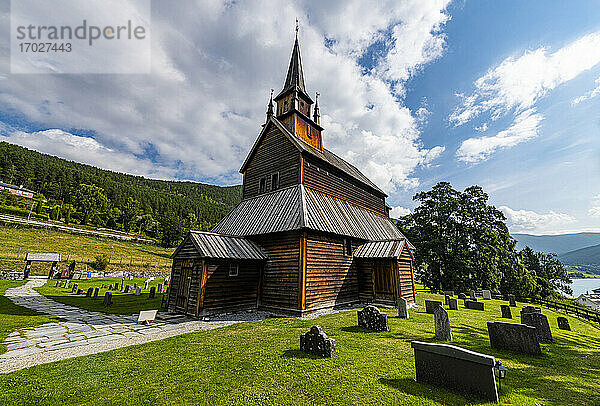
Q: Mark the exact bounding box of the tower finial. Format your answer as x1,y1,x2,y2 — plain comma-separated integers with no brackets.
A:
267,88,274,120
313,92,320,125
295,18,299,39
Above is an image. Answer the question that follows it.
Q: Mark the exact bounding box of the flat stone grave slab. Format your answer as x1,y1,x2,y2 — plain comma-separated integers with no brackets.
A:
358,305,389,331
500,305,512,319
411,340,498,403
300,325,336,358
465,300,484,311
557,316,571,331
487,321,541,355
425,300,443,314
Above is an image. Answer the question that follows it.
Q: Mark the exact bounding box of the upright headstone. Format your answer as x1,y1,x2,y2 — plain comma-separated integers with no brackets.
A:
521,312,554,342
434,306,452,341
72,283,78,293
108,284,113,291
93,287,99,299
144,280,149,290
520,306,541,316
557,317,571,331
465,300,484,311
508,294,517,307
55,280,61,287
114,282,119,291
124,285,131,293
135,286,141,296
482,290,492,300
134,283,138,289
157,283,163,293
458,293,466,300
469,290,476,300
425,300,443,314
443,290,454,297
149,286,156,299
444,295,451,306
487,321,541,355
103,291,112,306
86,287,93,297
121,278,125,291
77,289,84,295
448,298,458,310
64,280,70,289
398,297,409,319
300,325,336,358
357,305,389,331
500,305,512,319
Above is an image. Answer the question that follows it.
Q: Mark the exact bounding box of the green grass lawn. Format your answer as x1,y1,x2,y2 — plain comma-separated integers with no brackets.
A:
0,225,173,275
1,292,599,405
34,277,167,315
0,280,60,355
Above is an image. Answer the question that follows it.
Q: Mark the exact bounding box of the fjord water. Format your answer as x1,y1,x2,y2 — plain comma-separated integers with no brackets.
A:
568,278,600,298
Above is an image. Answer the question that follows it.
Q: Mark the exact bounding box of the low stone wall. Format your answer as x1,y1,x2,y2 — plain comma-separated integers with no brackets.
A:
411,340,498,403
0,271,25,280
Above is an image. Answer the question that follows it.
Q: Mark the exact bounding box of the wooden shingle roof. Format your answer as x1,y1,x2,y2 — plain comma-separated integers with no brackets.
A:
172,231,268,260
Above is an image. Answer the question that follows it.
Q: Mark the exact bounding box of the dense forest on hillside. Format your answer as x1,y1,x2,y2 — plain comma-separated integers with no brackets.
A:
0,142,242,245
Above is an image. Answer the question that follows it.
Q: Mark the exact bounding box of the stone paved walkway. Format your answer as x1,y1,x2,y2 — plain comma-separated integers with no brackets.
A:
1,277,267,374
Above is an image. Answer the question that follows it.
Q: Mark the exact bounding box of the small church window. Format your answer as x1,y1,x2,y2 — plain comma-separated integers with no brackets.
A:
271,172,280,190
344,238,352,256
229,263,239,277
259,177,266,193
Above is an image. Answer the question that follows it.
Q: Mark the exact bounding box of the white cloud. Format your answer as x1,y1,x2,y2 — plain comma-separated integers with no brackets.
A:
573,76,600,105
500,206,576,234
450,32,600,126
456,108,543,163
0,0,450,192
1,128,177,179
389,205,411,218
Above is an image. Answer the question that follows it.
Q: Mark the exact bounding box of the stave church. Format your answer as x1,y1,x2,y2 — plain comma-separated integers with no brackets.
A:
168,32,416,316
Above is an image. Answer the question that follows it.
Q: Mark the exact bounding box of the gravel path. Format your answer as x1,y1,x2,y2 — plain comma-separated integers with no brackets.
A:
0,278,269,374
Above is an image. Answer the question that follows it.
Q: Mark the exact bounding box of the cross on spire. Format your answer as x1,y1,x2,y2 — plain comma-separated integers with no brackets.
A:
295,18,299,38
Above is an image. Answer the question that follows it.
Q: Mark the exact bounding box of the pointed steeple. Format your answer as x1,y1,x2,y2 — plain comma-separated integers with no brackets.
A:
313,92,320,125
274,20,313,104
266,89,274,120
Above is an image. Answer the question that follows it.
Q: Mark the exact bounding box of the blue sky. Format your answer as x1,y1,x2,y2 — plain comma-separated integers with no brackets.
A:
1,0,600,234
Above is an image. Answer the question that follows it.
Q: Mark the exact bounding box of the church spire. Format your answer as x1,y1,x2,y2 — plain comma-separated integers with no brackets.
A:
313,92,320,125
275,19,312,104
266,89,274,120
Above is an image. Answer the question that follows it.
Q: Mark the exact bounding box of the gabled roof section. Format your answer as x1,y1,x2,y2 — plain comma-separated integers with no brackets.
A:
353,240,406,258
172,231,268,260
239,116,386,197
211,185,406,242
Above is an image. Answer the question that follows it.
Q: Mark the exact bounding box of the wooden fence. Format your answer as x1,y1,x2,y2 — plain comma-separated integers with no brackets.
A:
492,294,600,324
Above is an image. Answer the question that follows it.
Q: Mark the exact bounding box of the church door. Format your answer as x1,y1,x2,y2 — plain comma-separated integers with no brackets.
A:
372,259,397,302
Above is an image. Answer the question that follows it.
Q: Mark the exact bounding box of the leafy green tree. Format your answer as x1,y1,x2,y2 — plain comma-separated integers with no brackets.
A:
137,213,154,235
397,182,518,293
520,247,572,297
159,213,184,248
105,207,123,230
73,184,109,225
49,205,61,221
61,204,74,225
121,197,140,232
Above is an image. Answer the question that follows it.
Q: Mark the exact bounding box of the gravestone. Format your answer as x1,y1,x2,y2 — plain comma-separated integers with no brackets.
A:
300,325,336,358
444,295,451,306
55,281,61,287
124,285,131,293
508,294,517,307
114,282,119,291
86,287,93,297
434,306,452,341
521,312,554,342
134,283,138,289
520,306,541,316
500,305,512,319
482,290,492,300
425,300,443,314
469,290,476,300
448,298,459,310
135,287,141,296
411,341,499,403
64,280,70,289
149,286,156,299
487,321,541,355
121,278,125,291
144,281,149,290
103,291,112,306
465,300,484,311
557,317,571,331
458,293,466,300
77,289,84,295
358,306,389,331
108,284,113,291
93,287,99,299
443,290,454,297
157,283,163,293
72,283,78,293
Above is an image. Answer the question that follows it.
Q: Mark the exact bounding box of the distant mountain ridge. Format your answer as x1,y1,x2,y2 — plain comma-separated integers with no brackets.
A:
512,233,600,255
559,244,600,266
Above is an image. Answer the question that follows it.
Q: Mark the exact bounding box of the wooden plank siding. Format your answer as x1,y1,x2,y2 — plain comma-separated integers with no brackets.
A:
242,124,301,199
249,231,300,311
200,259,261,314
302,156,387,216
304,233,360,309
398,246,416,303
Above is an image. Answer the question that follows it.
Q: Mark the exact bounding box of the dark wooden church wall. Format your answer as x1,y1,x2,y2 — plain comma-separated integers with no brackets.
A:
202,260,261,313
304,233,359,309
250,231,300,310
357,260,374,303
398,246,416,303
243,125,300,199
302,156,386,216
